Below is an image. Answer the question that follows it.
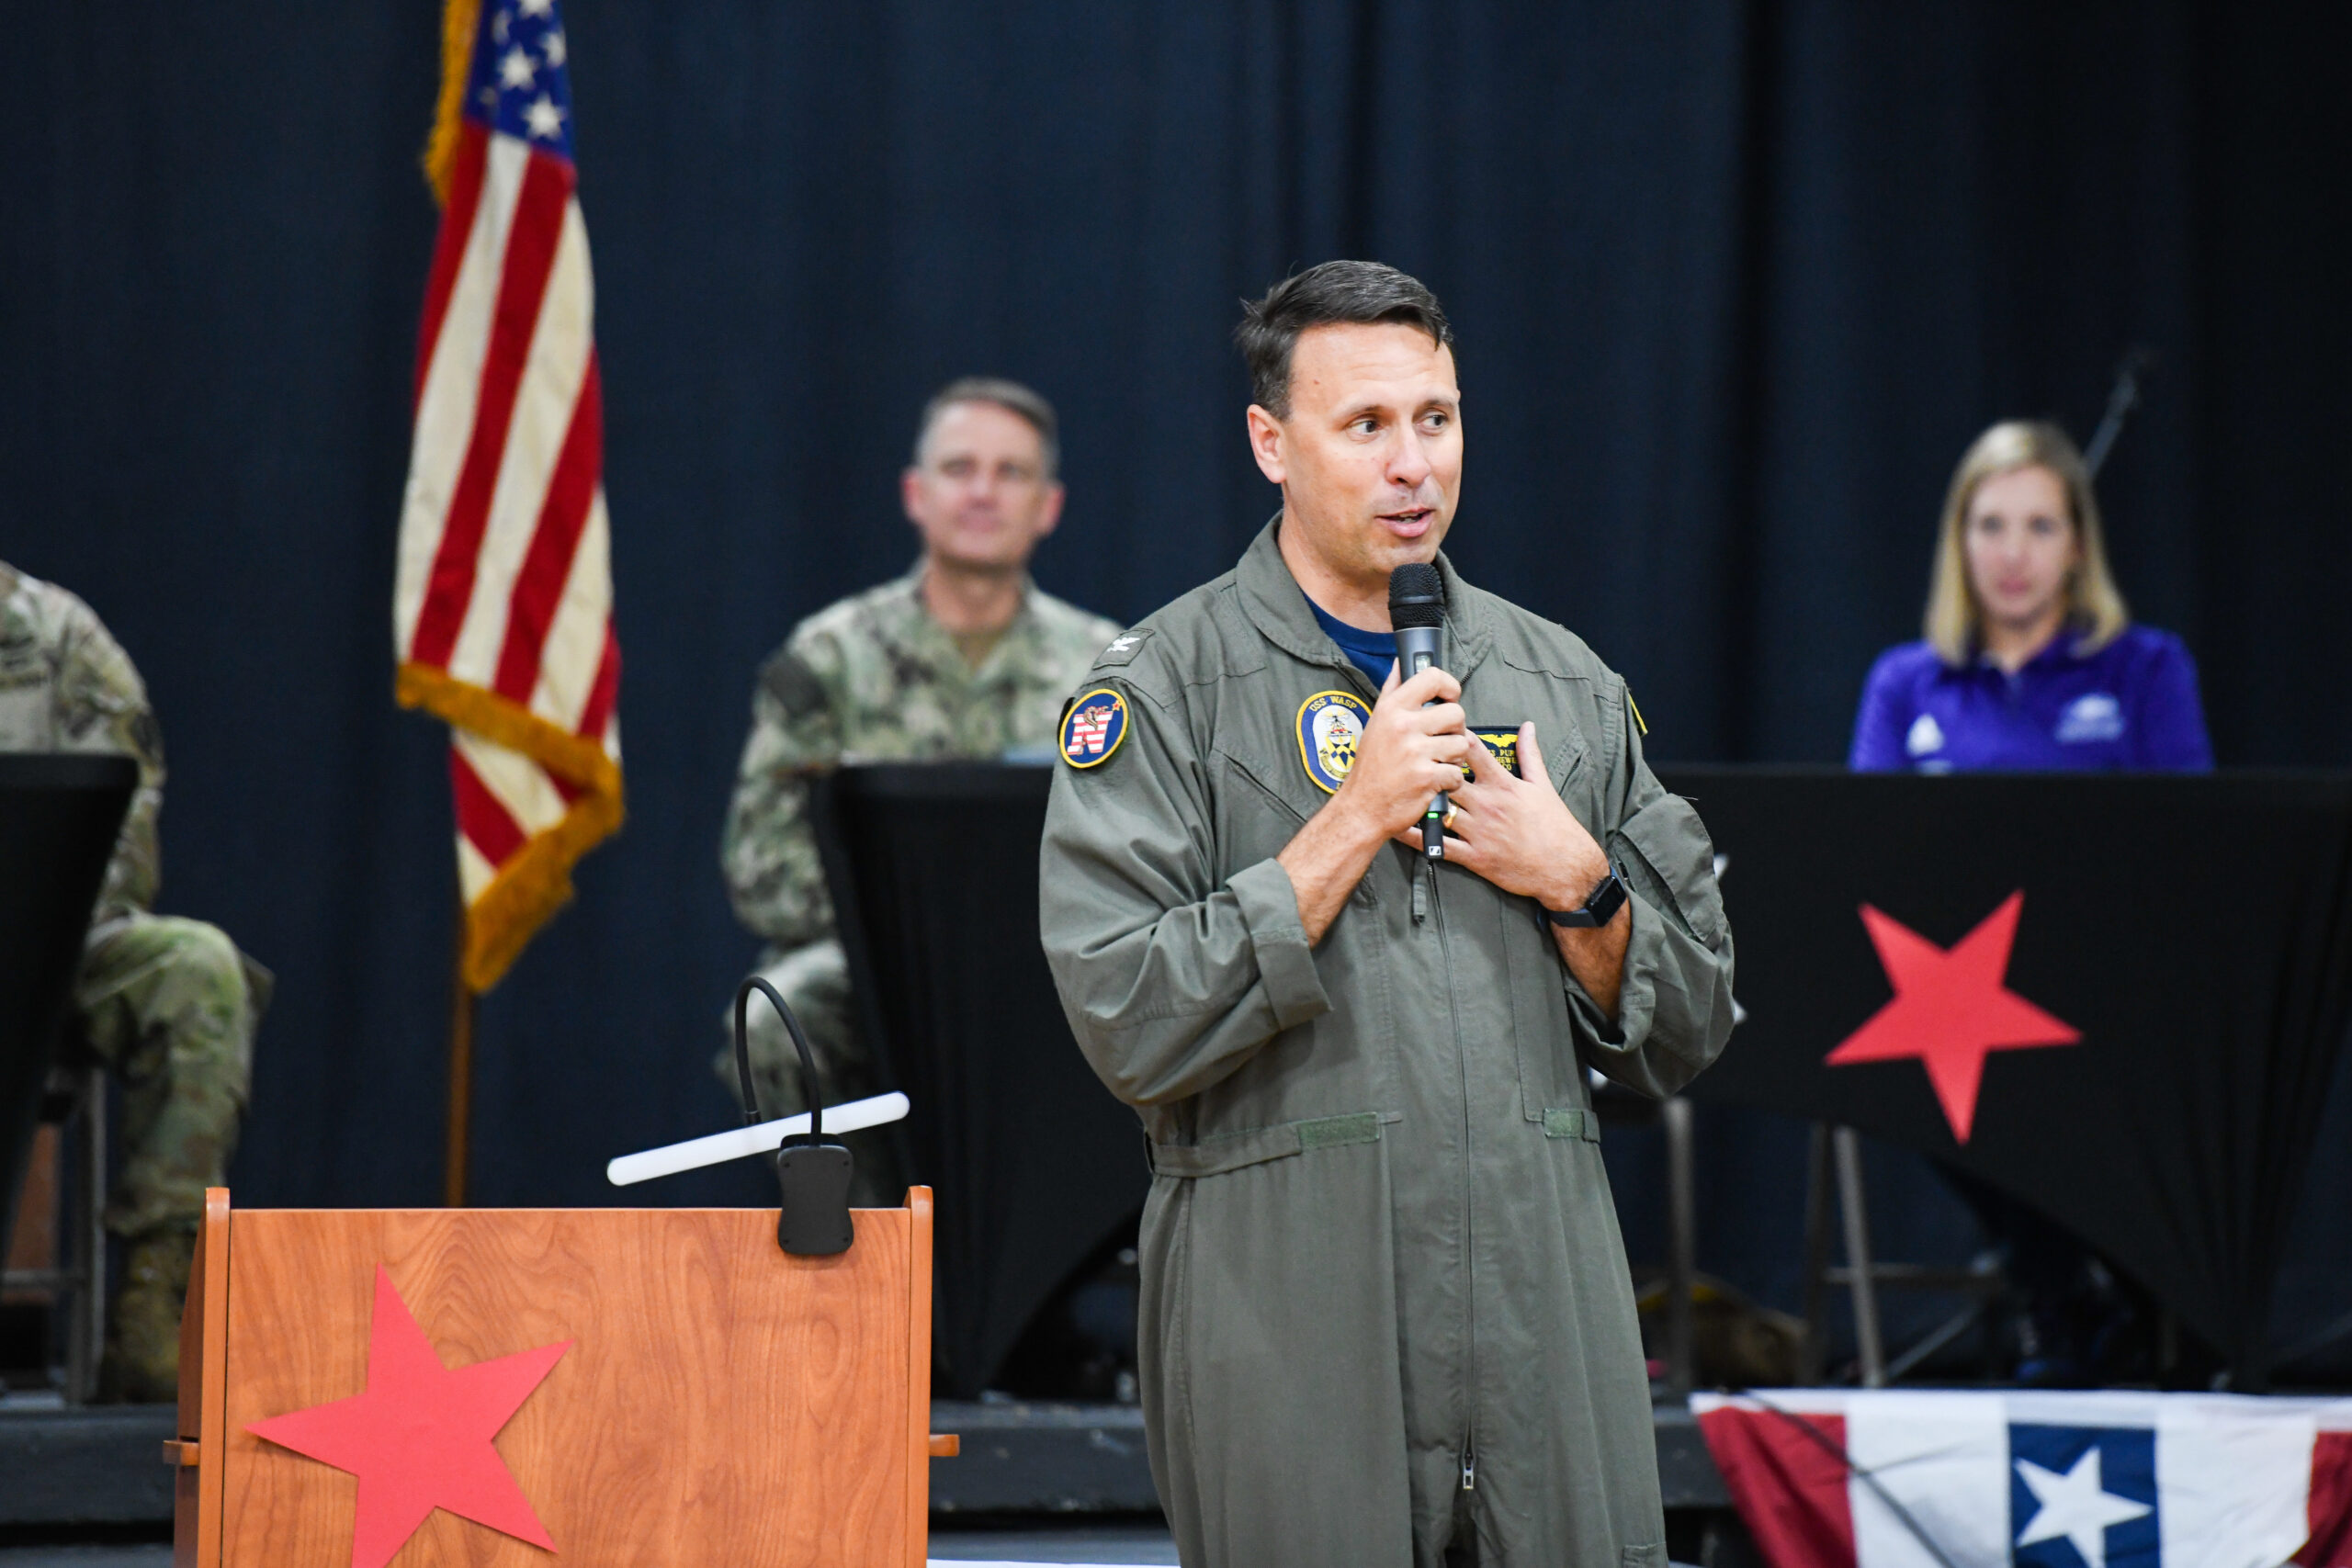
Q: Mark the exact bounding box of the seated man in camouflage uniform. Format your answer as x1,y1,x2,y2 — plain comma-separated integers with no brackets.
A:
719,378,1120,1198
0,561,269,1402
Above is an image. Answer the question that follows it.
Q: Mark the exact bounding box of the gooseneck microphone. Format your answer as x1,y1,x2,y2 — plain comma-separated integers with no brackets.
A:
1389,563,1448,861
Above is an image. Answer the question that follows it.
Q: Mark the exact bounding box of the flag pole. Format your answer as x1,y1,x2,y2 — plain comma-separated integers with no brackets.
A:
445,899,476,1207
429,0,482,1215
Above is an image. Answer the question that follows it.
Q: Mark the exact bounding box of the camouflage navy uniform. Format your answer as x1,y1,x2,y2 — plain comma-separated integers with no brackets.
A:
720,566,1119,1193
0,561,269,1401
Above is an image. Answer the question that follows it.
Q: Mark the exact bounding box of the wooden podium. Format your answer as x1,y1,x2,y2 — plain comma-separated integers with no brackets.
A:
169,1187,955,1567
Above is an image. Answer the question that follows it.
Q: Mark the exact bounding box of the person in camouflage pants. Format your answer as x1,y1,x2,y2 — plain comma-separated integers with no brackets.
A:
720,379,1120,1201
0,560,268,1403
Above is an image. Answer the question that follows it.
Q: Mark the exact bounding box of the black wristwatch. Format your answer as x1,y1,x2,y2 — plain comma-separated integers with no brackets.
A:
1544,863,1628,929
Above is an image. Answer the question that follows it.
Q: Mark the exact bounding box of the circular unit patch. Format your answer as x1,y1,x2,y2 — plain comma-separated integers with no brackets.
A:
1060,687,1130,769
1296,690,1371,794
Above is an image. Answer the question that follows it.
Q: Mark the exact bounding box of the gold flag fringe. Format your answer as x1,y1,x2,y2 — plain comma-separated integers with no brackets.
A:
458,769,622,993
397,663,623,801
398,663,625,993
423,0,483,205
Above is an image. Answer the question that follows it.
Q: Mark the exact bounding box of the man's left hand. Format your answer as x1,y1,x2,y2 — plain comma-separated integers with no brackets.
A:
1393,723,1609,914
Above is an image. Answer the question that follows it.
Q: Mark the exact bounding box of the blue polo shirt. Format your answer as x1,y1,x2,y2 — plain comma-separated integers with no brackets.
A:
1849,624,2213,773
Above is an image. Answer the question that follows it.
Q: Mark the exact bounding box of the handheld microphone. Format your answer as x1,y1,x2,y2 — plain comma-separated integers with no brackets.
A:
1388,563,1448,861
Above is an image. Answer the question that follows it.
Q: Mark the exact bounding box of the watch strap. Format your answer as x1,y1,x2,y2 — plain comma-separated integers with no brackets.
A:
1544,864,1628,929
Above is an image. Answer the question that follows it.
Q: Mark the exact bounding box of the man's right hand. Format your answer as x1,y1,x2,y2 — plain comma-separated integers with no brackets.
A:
1278,663,1472,944
1337,662,1473,838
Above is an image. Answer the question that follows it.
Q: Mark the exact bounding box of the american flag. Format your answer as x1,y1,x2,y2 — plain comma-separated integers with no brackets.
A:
395,0,621,994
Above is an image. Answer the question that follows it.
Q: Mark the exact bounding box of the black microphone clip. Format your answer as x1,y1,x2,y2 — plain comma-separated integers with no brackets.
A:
734,976,855,1257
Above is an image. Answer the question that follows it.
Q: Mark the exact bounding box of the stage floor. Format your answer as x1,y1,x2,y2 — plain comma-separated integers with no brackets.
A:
931,1525,1178,1564
0,1528,1184,1567
0,1396,1728,1563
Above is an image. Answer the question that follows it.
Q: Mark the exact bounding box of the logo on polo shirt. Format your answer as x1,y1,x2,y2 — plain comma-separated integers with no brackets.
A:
2056,692,2126,744
1906,712,1946,758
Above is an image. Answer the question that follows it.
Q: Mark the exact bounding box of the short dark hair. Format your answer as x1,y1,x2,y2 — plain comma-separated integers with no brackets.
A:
1236,261,1455,419
913,377,1060,479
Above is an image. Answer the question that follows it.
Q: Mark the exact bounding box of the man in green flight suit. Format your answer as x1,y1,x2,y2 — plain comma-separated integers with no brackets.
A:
720,378,1121,1197
1039,264,1736,1564
0,560,270,1403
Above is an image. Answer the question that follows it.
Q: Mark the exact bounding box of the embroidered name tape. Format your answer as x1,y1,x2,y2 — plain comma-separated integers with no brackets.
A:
1296,690,1370,793
1061,687,1129,768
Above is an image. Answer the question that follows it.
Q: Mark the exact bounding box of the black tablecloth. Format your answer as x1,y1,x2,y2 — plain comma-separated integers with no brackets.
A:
0,754,136,1267
1657,769,2352,1387
818,763,2352,1391
816,763,1147,1397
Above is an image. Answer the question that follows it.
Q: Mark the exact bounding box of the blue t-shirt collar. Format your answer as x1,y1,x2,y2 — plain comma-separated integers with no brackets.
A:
1304,593,1396,688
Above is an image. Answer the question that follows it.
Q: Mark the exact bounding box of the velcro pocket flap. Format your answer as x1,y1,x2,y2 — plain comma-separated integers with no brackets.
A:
1543,1107,1602,1143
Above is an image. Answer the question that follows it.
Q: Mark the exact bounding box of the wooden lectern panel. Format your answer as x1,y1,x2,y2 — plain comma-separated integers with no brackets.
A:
174,1189,231,1568
189,1196,932,1568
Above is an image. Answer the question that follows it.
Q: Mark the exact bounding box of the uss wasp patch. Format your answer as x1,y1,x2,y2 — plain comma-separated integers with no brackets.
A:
1296,690,1371,793
1061,687,1129,768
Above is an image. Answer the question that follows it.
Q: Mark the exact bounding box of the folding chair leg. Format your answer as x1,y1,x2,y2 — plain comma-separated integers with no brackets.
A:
69,1069,105,1404
1800,1123,1832,1383
1833,1126,1885,1388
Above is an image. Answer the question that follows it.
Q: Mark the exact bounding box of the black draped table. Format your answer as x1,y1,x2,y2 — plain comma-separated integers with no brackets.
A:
815,763,1147,1398
0,754,137,1266
1656,768,2352,1387
819,762,2352,1393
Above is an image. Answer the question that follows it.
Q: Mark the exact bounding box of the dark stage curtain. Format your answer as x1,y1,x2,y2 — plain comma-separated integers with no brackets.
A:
4,3,2349,1364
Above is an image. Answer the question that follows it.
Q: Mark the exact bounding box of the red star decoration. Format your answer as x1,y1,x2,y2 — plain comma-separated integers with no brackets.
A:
247,1267,570,1568
1825,890,2081,1144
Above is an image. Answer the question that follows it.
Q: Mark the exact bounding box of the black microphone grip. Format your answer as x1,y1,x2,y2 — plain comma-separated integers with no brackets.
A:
1393,625,1448,861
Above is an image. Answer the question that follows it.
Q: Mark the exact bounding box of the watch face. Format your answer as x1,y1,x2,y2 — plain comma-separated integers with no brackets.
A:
1594,869,1629,919
1545,867,1626,927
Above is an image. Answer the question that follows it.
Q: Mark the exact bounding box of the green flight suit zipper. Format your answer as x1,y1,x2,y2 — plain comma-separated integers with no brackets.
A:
1380,660,1480,1506
1424,854,1480,1501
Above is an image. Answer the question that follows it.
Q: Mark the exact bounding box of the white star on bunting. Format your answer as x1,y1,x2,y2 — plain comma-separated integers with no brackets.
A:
499,46,535,89
2015,1448,2151,1568
541,28,567,67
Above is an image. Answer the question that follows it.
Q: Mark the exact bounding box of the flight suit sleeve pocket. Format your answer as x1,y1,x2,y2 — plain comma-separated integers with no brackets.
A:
1611,794,1725,950
1620,1545,1665,1568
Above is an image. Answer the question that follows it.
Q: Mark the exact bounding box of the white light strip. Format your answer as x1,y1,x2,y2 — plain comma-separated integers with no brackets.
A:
605,1092,911,1187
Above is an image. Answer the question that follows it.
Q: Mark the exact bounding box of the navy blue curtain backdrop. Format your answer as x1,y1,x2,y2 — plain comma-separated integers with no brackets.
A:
5,3,2349,1364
